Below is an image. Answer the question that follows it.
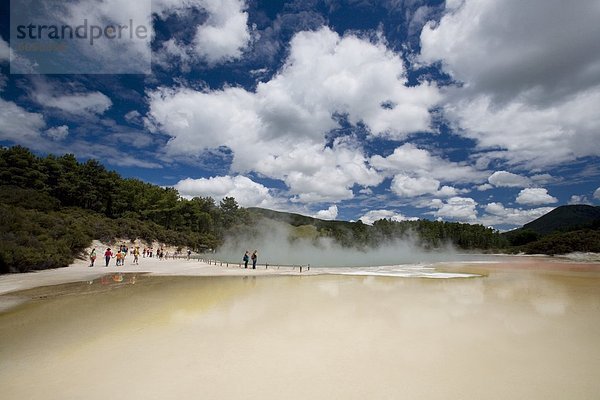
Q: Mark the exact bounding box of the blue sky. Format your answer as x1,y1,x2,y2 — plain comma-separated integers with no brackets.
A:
1,0,599,230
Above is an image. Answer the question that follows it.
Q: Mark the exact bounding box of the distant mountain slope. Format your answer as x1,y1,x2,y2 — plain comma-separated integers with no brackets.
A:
247,207,508,250
521,205,600,235
247,207,351,229
247,207,320,226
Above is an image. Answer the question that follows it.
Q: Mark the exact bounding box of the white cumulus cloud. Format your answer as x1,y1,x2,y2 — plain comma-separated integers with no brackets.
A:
371,142,487,185
314,205,338,220
430,196,478,222
155,0,251,67
0,98,46,142
420,0,600,102
488,171,531,188
193,0,250,64
391,174,440,197
420,0,600,168
174,175,278,208
593,187,600,200
568,195,591,206
516,188,558,206
359,209,417,225
444,93,600,168
148,27,441,203
43,125,69,141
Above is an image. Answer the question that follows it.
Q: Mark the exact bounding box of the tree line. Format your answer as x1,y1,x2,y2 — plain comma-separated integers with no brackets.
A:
0,146,248,273
247,207,508,251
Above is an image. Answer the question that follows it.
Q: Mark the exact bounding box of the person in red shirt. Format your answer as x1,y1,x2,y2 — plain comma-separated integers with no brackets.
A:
104,248,113,267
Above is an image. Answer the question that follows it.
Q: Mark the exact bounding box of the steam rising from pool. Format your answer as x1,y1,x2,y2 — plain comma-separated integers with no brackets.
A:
216,219,466,268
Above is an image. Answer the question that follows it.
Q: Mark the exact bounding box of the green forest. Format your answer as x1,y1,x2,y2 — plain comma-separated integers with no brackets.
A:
0,146,250,273
1,146,598,274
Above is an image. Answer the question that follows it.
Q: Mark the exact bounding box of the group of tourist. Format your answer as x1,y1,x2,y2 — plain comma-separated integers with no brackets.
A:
88,245,140,267
242,250,258,269
141,247,170,260
89,245,193,267
142,248,154,258
89,246,258,269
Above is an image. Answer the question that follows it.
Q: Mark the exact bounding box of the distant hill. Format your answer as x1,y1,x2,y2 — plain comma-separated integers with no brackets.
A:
522,205,600,235
247,207,351,229
247,207,508,250
247,207,320,226
503,205,600,253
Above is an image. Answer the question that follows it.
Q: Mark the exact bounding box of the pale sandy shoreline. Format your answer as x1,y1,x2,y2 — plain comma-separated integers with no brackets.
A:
1,252,599,296
0,256,312,296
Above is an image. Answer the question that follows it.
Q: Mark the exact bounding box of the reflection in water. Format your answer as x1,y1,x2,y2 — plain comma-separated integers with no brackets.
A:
0,270,599,400
99,273,137,286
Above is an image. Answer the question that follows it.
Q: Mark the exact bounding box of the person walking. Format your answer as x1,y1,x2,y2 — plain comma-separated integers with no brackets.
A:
116,250,124,266
251,250,257,269
133,247,139,265
89,248,96,267
243,251,249,268
104,248,113,267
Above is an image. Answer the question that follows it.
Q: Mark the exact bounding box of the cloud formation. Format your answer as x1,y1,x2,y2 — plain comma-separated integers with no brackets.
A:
568,195,591,206
420,0,600,102
430,197,478,222
420,0,600,168
516,188,558,206
371,143,487,186
359,209,418,225
174,175,277,208
43,125,69,141
391,174,440,197
34,91,112,117
315,205,338,220
481,202,556,227
0,98,46,143
487,171,531,188
156,0,251,66
149,27,440,202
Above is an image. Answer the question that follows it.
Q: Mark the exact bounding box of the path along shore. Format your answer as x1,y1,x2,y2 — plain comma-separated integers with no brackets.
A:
2,252,600,296
0,255,319,296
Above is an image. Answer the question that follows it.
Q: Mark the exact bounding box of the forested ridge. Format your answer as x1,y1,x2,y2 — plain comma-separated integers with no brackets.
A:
0,146,249,273
247,207,508,250
502,205,600,255
1,146,596,274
